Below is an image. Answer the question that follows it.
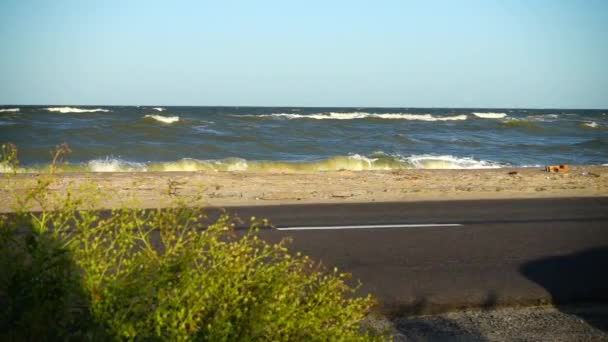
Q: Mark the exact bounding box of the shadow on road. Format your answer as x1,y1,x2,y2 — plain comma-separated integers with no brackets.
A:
521,246,608,332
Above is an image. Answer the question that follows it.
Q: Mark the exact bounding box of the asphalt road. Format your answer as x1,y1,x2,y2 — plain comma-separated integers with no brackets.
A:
215,197,608,315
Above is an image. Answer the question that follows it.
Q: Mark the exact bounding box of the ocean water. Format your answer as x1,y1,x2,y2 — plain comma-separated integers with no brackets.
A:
0,105,606,172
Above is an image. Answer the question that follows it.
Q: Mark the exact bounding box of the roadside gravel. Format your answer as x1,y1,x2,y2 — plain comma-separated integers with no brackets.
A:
372,304,608,341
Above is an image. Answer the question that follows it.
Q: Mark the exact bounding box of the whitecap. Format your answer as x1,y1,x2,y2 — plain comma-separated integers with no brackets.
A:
152,107,165,112
373,113,467,121
46,107,110,113
144,114,180,124
0,108,19,113
256,112,467,121
472,112,507,119
260,112,368,120
582,121,599,128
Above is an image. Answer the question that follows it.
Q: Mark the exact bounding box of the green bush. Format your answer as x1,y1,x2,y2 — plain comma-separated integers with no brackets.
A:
0,144,387,341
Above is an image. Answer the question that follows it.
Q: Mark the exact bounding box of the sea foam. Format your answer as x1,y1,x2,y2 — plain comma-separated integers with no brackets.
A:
258,112,468,121
46,107,110,113
0,108,19,113
152,107,165,112
88,158,146,172
403,155,503,169
472,112,507,119
144,114,180,124
141,154,502,172
4,153,506,174
581,121,599,129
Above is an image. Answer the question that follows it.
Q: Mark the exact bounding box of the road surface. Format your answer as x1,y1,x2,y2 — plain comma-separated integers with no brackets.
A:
213,197,608,314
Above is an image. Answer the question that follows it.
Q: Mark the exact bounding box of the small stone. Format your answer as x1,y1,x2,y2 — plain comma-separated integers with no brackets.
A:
331,191,352,198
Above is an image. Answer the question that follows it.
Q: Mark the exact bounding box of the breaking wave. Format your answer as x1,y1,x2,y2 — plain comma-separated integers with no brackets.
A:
46,107,110,113
403,155,503,169
0,108,19,113
152,107,165,112
252,112,468,121
143,114,180,124
88,158,146,172
472,112,507,119
2,154,505,173
580,121,599,129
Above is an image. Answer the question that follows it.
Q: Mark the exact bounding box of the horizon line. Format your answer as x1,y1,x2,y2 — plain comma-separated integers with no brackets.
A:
1,103,607,111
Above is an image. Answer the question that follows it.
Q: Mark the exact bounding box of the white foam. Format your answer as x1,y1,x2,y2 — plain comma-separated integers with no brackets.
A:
46,107,110,113
224,159,249,171
152,107,165,112
144,114,180,124
582,121,599,128
404,155,503,169
193,125,224,135
0,108,19,113
261,112,368,120
472,112,507,119
88,158,146,172
375,113,467,121
525,114,560,122
259,112,467,121
345,154,376,168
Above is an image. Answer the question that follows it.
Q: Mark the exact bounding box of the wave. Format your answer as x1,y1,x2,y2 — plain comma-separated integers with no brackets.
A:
403,155,503,169
193,125,225,135
88,158,147,172
253,112,468,121
46,107,110,113
580,121,599,129
499,119,539,128
2,154,506,173
0,120,15,126
0,108,19,113
472,112,506,119
152,107,165,112
525,114,560,122
143,114,180,124
574,138,607,148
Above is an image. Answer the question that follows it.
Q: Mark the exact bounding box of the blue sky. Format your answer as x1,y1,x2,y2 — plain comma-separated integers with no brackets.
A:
1,0,606,108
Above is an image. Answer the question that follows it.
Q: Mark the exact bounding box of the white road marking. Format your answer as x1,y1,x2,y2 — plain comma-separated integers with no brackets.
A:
275,223,462,231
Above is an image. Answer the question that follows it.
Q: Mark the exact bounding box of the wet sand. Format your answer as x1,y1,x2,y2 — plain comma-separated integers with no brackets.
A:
1,166,606,211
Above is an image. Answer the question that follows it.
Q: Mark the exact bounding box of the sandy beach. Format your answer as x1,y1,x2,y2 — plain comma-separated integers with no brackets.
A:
1,166,606,212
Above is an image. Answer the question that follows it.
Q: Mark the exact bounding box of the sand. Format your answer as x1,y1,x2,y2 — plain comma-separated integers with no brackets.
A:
1,166,606,212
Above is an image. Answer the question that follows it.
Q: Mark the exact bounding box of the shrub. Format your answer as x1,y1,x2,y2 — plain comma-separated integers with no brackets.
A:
0,144,387,341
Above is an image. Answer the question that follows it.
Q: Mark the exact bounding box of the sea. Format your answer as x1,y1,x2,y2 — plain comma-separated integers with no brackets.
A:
0,106,606,172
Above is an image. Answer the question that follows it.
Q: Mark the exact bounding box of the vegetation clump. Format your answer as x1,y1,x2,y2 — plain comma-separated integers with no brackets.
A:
0,143,386,341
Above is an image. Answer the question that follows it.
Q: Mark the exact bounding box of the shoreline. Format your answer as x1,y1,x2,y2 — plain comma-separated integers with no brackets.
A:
1,165,606,211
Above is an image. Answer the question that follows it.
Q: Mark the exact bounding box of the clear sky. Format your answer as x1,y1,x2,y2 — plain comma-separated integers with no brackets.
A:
1,0,606,108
